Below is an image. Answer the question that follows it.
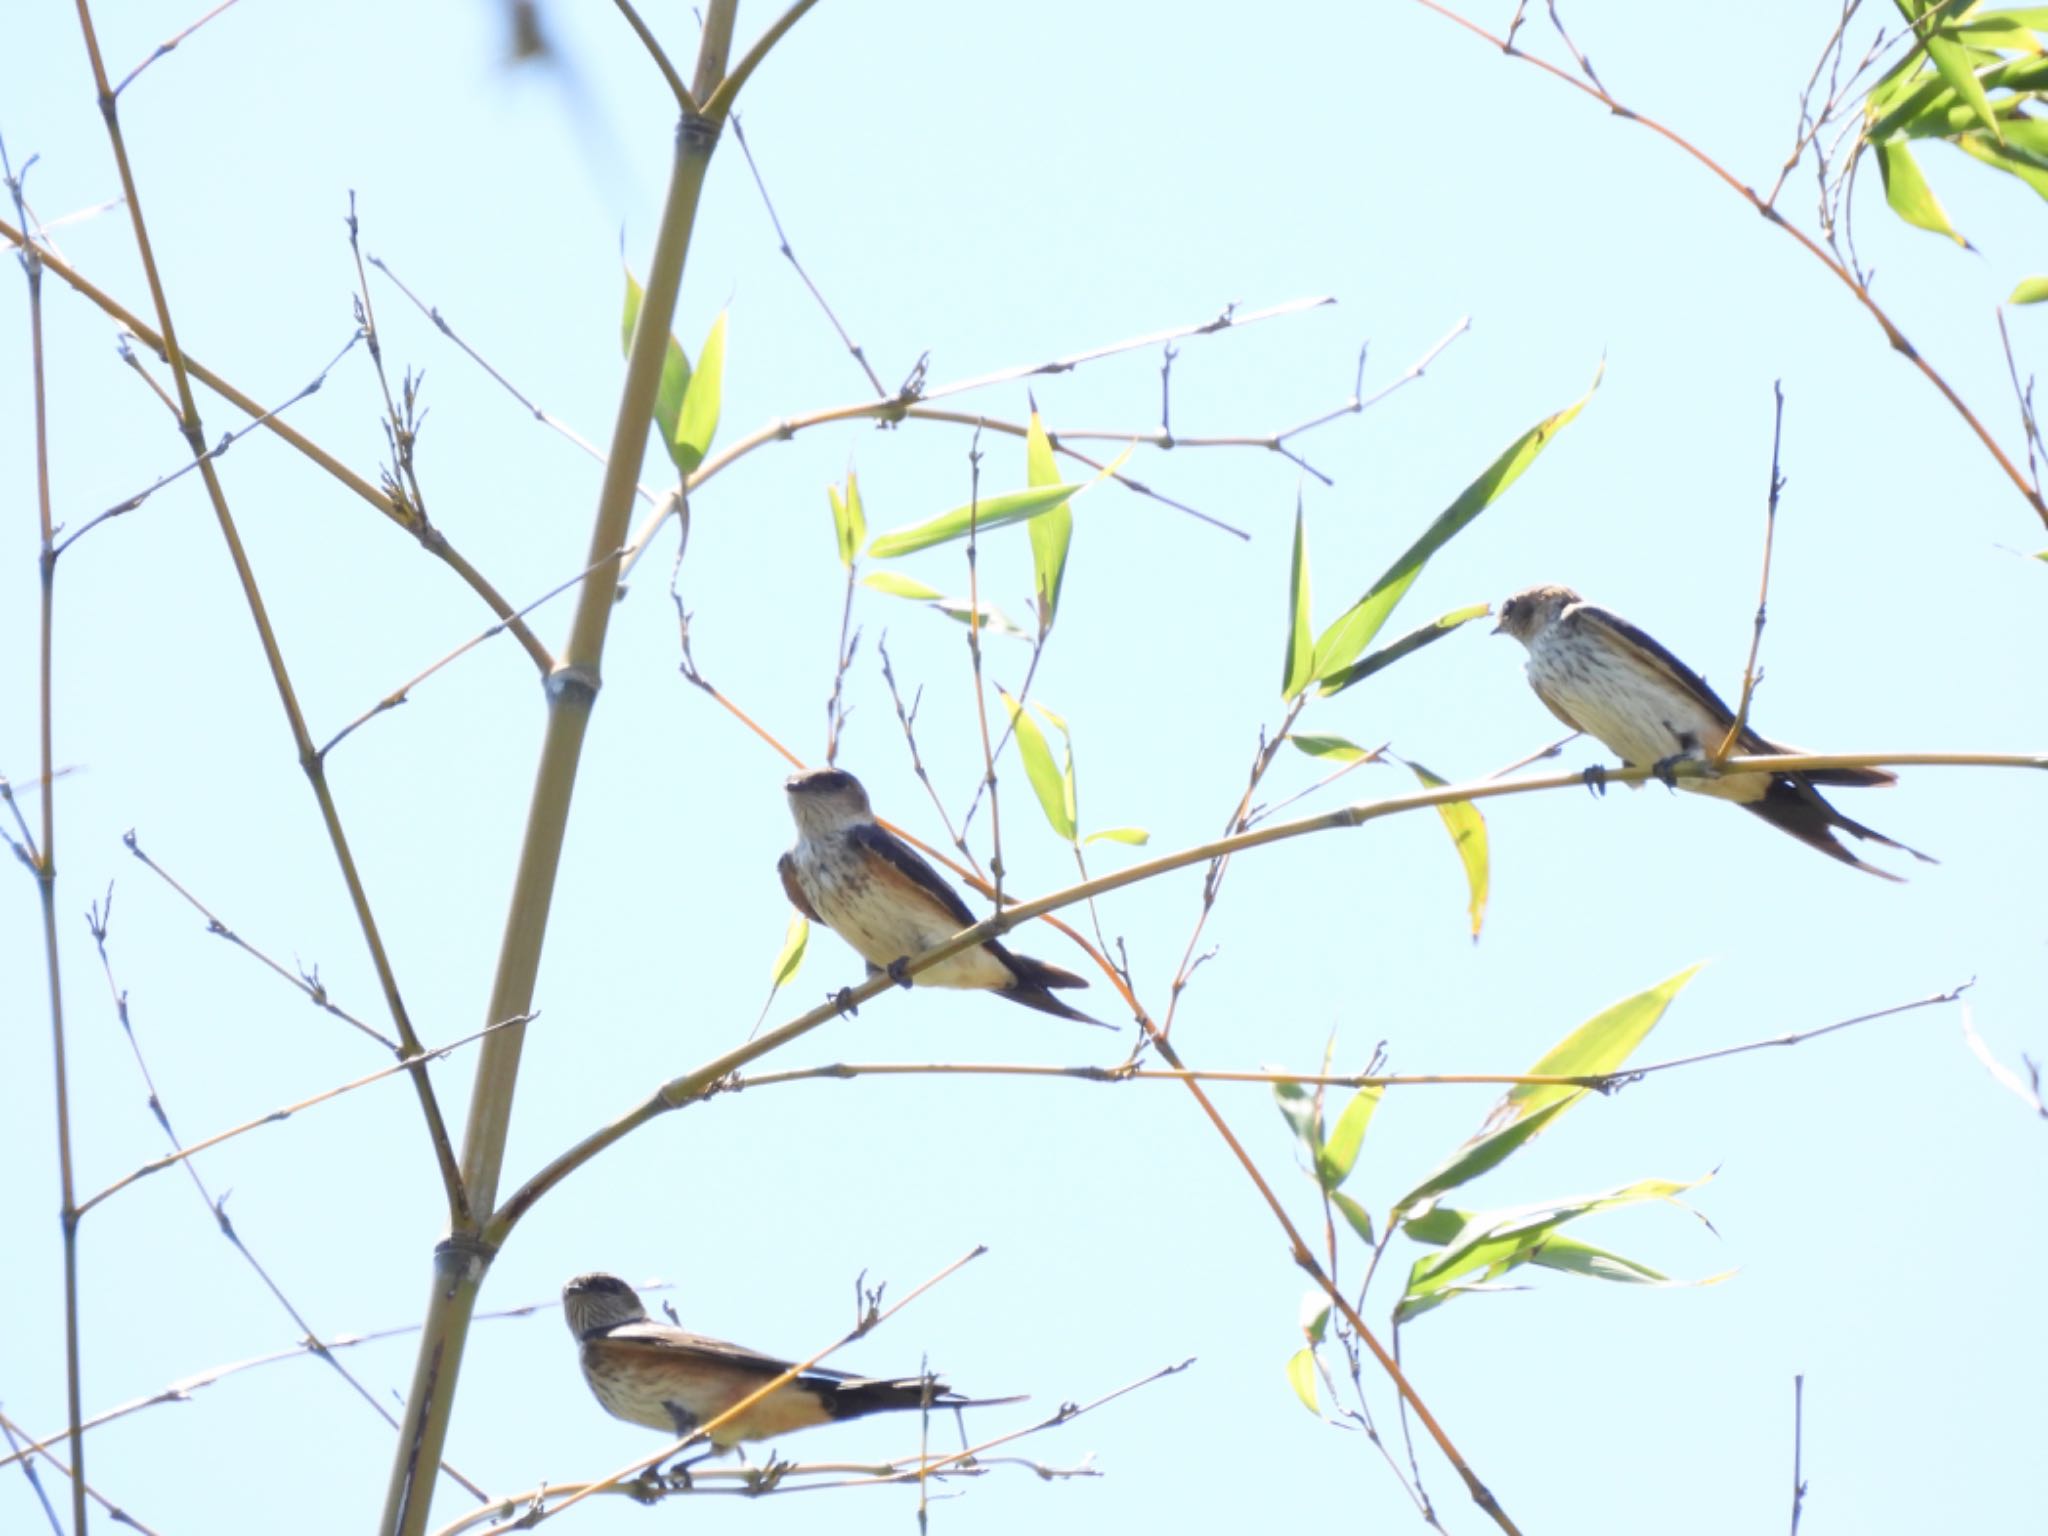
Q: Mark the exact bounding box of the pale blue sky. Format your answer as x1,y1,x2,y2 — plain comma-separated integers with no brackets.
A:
3,4,2044,1534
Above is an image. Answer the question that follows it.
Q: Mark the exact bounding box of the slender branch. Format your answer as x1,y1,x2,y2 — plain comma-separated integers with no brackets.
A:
366,251,662,507
0,1410,162,1536
731,115,887,397
1408,0,2048,528
79,1014,531,1216
610,0,695,111
124,830,393,1046
1958,1004,2048,1119
962,434,1005,901
0,212,553,670
112,0,242,96
1789,1375,1808,1535
1717,380,1786,759
59,327,365,554
5,110,83,1536
1995,307,2044,503
701,0,821,120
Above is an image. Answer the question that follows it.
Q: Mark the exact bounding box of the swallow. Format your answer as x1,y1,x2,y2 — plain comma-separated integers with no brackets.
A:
562,1273,1013,1455
778,767,1106,1024
1494,584,1935,880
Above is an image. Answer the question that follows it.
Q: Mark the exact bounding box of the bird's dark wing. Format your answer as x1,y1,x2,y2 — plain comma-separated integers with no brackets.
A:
778,852,822,923
1569,604,1896,787
850,823,978,928
604,1321,855,1386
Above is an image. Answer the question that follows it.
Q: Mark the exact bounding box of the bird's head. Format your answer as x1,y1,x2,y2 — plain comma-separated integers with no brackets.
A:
562,1273,650,1339
784,766,874,835
1493,584,1581,646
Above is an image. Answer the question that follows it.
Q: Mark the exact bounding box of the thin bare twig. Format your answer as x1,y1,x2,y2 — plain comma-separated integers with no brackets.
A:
1789,1375,1808,1535
1716,380,1786,760
1958,1004,2048,1120
113,0,243,96
731,115,886,397
0,1409,161,1536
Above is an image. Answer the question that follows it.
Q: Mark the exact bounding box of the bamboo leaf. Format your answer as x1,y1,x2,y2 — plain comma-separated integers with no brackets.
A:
1309,373,1598,681
934,597,1028,637
768,913,808,987
1287,734,1376,763
862,570,945,601
1316,604,1493,696
1332,1189,1376,1246
1402,757,1490,941
1925,28,2005,142
2009,276,2048,303
1282,493,1314,699
1000,690,1076,841
1316,1086,1384,1190
621,265,692,455
867,483,1085,559
1273,1079,1323,1161
1084,826,1151,846
1285,1348,1319,1414
1392,966,1702,1216
1025,410,1072,631
673,309,727,474
830,473,868,566
1877,138,1970,243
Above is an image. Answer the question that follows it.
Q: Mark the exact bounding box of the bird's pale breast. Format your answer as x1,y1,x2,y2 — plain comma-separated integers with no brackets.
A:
790,837,1013,989
1528,626,1766,802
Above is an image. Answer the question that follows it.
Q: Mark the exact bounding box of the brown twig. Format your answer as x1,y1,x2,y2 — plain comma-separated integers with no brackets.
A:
113,0,243,96
1716,380,1786,760
1409,0,2048,529
0,1409,161,1536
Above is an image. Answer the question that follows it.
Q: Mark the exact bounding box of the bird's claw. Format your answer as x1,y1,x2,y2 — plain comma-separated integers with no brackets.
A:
628,1468,668,1503
886,956,913,989
1651,752,1696,790
743,1455,791,1496
1581,764,1609,798
832,986,859,1017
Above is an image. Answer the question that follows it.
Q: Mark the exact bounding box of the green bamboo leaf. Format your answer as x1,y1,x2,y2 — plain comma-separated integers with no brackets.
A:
1877,138,1970,242
1287,734,1376,763
1411,1177,1708,1291
673,309,727,474
866,483,1085,559
2009,276,2048,303
768,913,808,987
862,570,945,601
1925,29,2005,142
1957,130,2048,199
1309,372,1599,681
1316,604,1493,696
1025,410,1072,631
1332,1190,1376,1246
1391,965,1702,1217
1282,493,1314,699
1285,1348,1319,1414
1315,1086,1384,1190
1083,825,1151,846
621,265,692,454
999,690,1076,841
830,474,868,567
1402,758,1490,941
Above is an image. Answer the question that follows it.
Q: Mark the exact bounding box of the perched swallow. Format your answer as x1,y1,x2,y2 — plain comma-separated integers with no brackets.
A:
1494,584,1934,880
778,767,1105,1024
562,1273,1009,1452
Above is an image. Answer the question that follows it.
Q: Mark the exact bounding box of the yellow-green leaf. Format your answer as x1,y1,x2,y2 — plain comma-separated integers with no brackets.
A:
1315,1086,1384,1190
1392,965,1702,1216
621,265,692,456
867,483,1085,559
673,309,726,474
862,570,944,601
1877,137,1969,243
1924,28,2004,143
1287,734,1375,763
1316,603,1493,697
1282,493,1314,699
1000,690,1076,841
830,473,868,566
1403,758,1490,941
1309,372,1599,681
1083,825,1150,847
1332,1190,1376,1246
934,597,1028,637
768,913,808,987
1285,1347,1319,1414
1025,411,1072,630
2009,276,2048,304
